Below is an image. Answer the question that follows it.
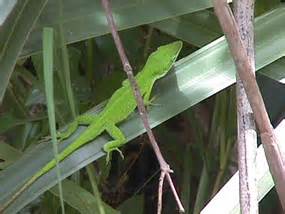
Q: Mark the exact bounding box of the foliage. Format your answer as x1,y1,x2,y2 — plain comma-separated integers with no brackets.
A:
0,1,285,213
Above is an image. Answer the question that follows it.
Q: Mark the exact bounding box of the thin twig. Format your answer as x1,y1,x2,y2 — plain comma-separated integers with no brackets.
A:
100,0,184,213
233,0,258,213
158,172,166,214
166,173,184,211
213,0,285,209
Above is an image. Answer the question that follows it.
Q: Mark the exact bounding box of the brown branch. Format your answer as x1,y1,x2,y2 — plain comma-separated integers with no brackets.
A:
158,172,166,214
233,0,258,213
100,0,184,213
213,0,285,210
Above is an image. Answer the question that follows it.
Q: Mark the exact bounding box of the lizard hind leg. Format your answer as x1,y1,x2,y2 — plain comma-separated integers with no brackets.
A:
57,114,99,141
103,123,126,163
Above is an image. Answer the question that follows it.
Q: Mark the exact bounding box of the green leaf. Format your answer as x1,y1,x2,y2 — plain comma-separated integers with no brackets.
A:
0,0,17,25
151,10,221,47
0,112,46,138
50,179,119,214
0,113,25,135
42,27,66,213
0,6,285,213
21,0,217,57
0,0,48,102
152,4,285,83
118,195,143,214
0,141,22,170
201,145,274,214
259,58,285,83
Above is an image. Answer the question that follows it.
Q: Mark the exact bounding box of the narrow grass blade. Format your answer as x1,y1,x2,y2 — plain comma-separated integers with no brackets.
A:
42,27,65,214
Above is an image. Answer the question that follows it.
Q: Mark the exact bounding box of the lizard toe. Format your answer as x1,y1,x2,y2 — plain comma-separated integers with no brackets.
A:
115,148,124,159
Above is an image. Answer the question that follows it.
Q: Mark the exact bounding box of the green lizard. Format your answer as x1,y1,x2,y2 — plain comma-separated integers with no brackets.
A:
0,41,182,212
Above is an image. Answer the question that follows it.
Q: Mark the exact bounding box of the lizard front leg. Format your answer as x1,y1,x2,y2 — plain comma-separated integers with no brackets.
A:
103,123,126,163
57,114,98,141
143,81,158,107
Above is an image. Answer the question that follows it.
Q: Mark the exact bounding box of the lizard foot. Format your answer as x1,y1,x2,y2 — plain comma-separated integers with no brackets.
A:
56,131,70,142
39,132,65,143
145,96,161,107
39,135,52,143
105,148,124,164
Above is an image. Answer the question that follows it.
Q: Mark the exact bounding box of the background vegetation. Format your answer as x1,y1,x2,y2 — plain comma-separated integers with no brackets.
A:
0,0,285,213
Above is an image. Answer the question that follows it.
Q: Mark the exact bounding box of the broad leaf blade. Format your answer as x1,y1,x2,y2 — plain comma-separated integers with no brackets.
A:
21,0,224,57
0,0,17,25
0,141,22,170
151,10,221,47
0,0,48,102
50,179,120,214
201,144,274,214
152,5,285,83
259,57,285,83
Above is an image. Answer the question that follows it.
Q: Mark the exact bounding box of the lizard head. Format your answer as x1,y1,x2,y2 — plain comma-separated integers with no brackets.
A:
143,41,183,79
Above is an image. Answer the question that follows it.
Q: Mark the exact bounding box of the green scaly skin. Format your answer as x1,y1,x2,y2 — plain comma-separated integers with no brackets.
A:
0,41,182,212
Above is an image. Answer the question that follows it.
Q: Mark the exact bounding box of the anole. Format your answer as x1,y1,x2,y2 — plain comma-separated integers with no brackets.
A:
0,41,182,211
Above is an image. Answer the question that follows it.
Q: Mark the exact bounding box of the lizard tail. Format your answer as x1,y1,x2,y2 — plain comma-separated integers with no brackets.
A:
1,125,104,212
0,174,38,213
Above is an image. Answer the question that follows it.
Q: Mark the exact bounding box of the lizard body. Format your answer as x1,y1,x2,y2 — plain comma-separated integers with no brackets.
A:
0,41,182,211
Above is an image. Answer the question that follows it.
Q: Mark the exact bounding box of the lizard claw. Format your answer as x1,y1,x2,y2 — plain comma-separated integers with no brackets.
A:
115,148,124,160
106,152,111,164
